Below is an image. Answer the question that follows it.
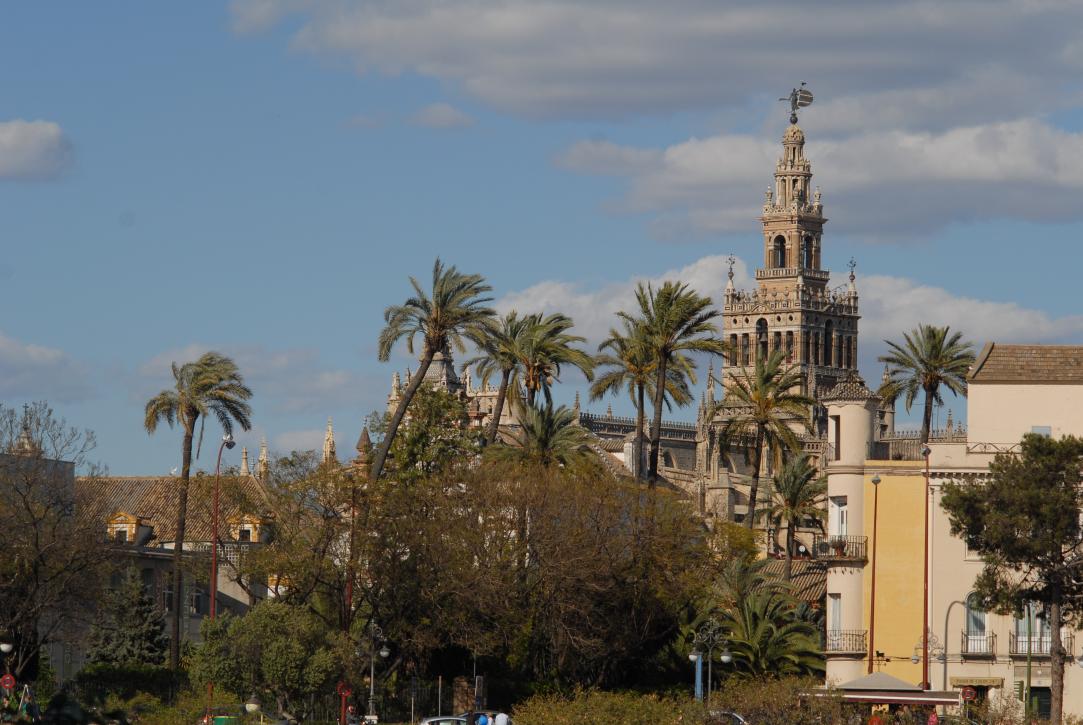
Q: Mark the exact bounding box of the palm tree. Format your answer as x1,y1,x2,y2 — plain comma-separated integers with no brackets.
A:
144,351,252,670
717,588,824,677
623,281,725,487
590,319,692,480
463,311,532,444
879,324,975,444
715,349,814,529
756,455,826,581
516,313,595,408
373,259,495,480
486,403,597,469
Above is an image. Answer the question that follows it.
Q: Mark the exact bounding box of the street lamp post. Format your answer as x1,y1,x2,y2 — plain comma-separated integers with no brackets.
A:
688,652,703,702
207,434,236,715
0,640,13,675
921,444,932,690
868,474,881,674
692,619,728,703
368,623,390,718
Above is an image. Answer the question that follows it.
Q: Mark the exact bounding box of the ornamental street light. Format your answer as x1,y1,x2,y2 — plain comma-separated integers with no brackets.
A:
693,619,728,703
921,444,932,690
688,651,703,702
868,474,881,674
207,434,236,717
368,622,390,718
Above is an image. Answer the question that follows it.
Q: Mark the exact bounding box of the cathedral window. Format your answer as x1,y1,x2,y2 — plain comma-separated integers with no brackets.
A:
786,331,794,363
812,333,821,365
772,236,786,268
803,235,814,268
729,334,738,365
823,321,834,367
741,334,750,366
756,319,769,361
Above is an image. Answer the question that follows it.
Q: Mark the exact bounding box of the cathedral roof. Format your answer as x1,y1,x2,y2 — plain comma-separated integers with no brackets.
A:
820,372,879,402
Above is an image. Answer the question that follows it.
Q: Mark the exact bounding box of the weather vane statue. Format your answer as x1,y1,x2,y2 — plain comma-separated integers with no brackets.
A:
780,82,813,124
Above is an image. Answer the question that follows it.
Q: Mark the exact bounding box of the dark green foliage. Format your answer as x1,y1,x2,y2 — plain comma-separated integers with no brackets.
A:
388,387,483,481
189,602,341,721
941,433,1083,724
86,568,168,667
75,663,180,706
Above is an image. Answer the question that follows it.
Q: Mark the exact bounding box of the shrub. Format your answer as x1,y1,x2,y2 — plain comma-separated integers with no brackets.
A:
75,663,181,705
512,690,705,725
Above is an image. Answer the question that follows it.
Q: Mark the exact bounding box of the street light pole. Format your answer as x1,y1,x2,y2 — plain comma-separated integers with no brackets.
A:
921,444,932,690
692,619,726,703
207,434,235,715
368,623,389,718
868,474,881,674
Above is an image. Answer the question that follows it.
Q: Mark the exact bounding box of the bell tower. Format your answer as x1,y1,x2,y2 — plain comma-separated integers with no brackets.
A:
721,94,860,397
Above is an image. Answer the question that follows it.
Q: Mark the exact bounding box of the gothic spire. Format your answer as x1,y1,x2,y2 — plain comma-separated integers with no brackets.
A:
240,447,250,476
323,417,337,464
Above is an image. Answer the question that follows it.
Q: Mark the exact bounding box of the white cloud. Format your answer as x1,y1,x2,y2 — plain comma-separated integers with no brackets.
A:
139,343,365,415
559,118,1083,239
499,255,1083,362
230,0,1083,123
0,331,90,402
0,120,72,180
410,102,474,128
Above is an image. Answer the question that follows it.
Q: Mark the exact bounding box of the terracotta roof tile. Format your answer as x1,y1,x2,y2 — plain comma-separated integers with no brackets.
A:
76,474,269,545
969,343,1083,384
760,558,827,604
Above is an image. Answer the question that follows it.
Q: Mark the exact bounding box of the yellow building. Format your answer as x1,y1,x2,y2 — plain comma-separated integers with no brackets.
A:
824,344,1083,719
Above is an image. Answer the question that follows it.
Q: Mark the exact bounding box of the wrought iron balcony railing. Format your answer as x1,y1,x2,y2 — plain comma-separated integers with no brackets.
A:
1008,632,1074,657
961,632,996,658
813,534,867,562
825,630,867,654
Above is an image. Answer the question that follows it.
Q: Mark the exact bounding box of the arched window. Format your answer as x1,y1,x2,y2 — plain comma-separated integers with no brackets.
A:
812,333,821,365
786,331,795,363
729,334,738,365
823,321,834,367
741,334,750,366
803,235,815,268
966,593,986,634
773,236,786,268
756,318,769,361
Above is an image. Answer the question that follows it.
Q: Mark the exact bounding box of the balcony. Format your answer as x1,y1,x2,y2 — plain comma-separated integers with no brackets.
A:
1008,633,1074,657
961,632,997,658
826,630,867,655
813,535,867,562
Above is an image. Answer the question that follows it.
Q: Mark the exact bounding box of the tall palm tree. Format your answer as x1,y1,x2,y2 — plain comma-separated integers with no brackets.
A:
879,324,975,444
486,403,597,469
756,455,826,581
516,313,595,408
373,259,495,480
624,281,725,487
715,349,814,529
144,351,252,670
590,319,692,480
463,311,532,444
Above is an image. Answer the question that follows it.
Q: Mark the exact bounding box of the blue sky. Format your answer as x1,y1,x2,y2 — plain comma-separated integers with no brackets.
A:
3,1,1083,474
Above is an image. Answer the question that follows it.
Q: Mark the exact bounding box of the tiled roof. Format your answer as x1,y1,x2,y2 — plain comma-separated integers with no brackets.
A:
820,372,878,402
77,474,269,545
761,558,827,604
969,343,1083,384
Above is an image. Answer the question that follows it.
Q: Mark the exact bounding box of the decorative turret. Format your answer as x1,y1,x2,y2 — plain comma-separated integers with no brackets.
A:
323,418,337,464
257,439,269,481
240,447,251,476
354,426,373,476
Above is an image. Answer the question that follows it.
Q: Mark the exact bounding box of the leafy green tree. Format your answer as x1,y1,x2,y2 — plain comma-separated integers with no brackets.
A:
86,568,168,666
374,258,495,480
387,387,483,481
464,311,533,444
590,319,692,480
486,403,596,469
191,602,341,722
622,282,725,486
878,324,975,443
941,433,1083,725
715,349,813,529
515,313,595,408
144,351,253,668
756,455,826,581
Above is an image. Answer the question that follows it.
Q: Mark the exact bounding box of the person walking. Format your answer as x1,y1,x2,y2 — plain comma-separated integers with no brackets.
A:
494,713,510,725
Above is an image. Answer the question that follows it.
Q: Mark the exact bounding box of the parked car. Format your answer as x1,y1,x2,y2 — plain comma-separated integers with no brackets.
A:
420,718,466,725
707,711,749,725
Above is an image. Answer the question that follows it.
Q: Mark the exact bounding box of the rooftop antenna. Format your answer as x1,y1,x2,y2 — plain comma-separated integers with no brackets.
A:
780,82,813,124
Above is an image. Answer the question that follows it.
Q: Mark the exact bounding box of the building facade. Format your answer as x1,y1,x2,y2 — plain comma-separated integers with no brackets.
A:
823,343,1083,718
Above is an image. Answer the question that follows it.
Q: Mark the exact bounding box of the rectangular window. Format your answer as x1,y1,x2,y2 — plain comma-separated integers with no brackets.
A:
729,334,738,365
238,527,252,542
828,593,842,632
772,331,782,355
1031,426,1052,437
114,528,128,543
785,332,794,363
830,414,841,461
830,497,848,536
741,334,750,366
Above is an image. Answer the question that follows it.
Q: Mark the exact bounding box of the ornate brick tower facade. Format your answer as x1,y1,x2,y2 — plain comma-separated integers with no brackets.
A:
721,119,859,397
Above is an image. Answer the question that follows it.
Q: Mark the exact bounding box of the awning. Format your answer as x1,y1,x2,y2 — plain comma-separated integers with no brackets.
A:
839,690,961,706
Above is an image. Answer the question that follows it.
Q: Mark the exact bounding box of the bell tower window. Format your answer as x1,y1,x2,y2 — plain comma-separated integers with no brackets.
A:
824,321,834,367
803,235,814,269
773,236,786,268
756,319,769,361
